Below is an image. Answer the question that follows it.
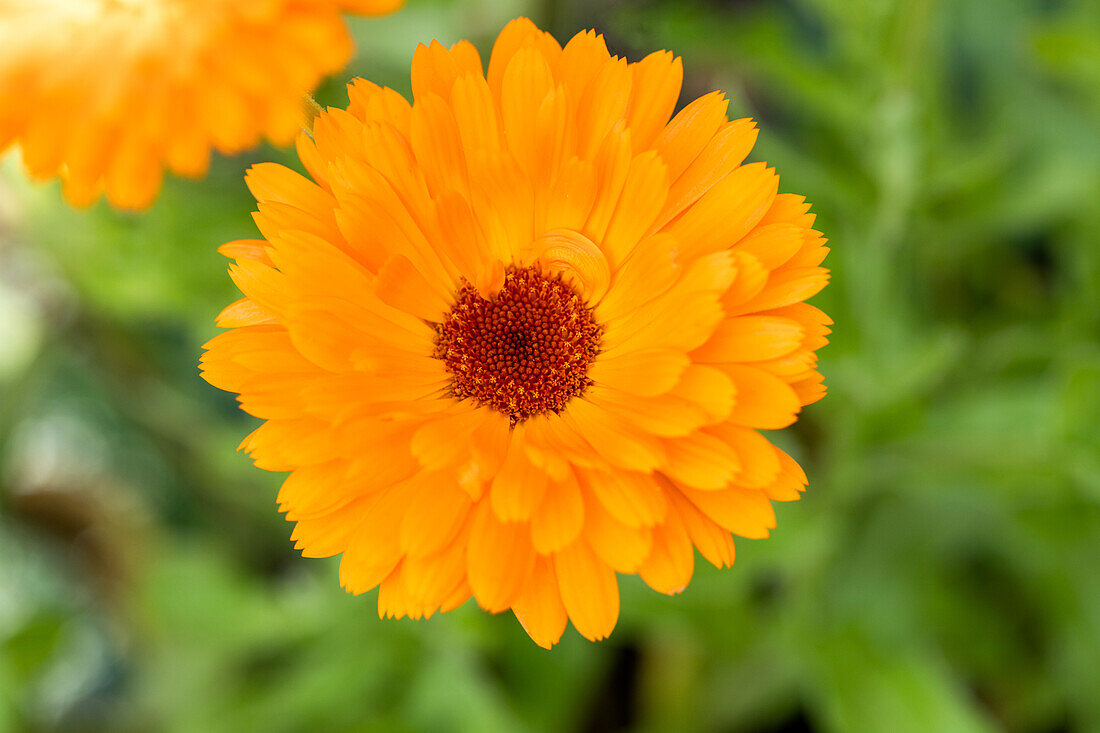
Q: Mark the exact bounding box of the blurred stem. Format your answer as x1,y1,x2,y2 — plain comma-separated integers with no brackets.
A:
846,0,935,403
539,0,560,30
541,0,597,39
303,94,322,135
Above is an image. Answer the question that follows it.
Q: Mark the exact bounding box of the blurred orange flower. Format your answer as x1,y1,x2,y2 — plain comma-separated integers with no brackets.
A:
0,0,403,210
201,18,830,647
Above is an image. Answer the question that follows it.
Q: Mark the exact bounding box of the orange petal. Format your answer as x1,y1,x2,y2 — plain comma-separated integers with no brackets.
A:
775,445,809,490
665,163,778,262
761,463,806,502
554,29,611,104
490,425,550,522
755,350,818,382
377,564,412,619
216,298,277,328
595,234,679,320
164,122,210,179
791,371,828,406
588,348,690,397
409,406,488,470
543,158,598,233
400,477,473,558
217,239,273,265
339,480,419,594
534,229,610,305
566,400,666,472
554,541,620,641
693,316,804,363
626,50,684,151
580,469,668,528
409,93,468,198
336,0,406,15
721,251,770,311
411,39,483,102
466,501,536,612
601,151,669,268
667,488,735,569
501,47,555,178
487,17,562,101
441,582,473,613
588,385,707,438
662,431,741,490
375,254,453,322
653,91,728,180
637,502,694,594
584,128,632,243
524,412,603,470
253,200,343,256
679,485,777,539
657,118,758,230
530,474,585,553
707,424,781,489
451,72,502,154
347,78,412,133
355,121,433,225
767,303,833,351
669,365,736,423
103,137,162,210
512,555,568,649
400,525,472,617
245,162,335,214
733,223,805,270
730,268,830,315
577,56,632,160
458,412,512,500
290,495,374,559
582,487,654,572
758,193,813,227
329,162,452,281
278,431,419,518
723,364,803,429
601,251,735,356
468,149,534,263
431,190,494,285
296,132,330,190
786,234,830,268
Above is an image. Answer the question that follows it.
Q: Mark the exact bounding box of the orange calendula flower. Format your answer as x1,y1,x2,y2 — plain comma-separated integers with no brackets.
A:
0,0,403,210
201,18,830,647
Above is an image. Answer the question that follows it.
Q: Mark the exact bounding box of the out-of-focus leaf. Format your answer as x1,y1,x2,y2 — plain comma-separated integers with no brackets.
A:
808,631,995,733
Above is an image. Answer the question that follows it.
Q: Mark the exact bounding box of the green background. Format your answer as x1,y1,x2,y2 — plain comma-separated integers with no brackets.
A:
2,0,1099,730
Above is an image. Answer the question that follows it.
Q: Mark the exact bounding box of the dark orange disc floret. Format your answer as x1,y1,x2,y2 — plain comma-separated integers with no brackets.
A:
435,266,603,424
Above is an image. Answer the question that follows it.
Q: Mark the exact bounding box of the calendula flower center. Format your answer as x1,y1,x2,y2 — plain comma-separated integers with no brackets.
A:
435,266,602,424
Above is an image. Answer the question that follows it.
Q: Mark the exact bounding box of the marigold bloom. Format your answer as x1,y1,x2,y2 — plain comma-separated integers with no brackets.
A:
0,0,402,210
201,18,830,647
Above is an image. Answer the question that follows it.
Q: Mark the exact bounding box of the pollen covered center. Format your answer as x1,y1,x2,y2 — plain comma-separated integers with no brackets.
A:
435,266,603,423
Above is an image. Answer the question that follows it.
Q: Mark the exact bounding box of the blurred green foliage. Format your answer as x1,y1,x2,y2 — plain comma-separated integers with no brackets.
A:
2,0,1099,731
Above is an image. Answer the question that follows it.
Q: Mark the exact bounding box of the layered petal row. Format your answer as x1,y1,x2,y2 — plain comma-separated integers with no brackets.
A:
201,18,830,647
0,0,402,209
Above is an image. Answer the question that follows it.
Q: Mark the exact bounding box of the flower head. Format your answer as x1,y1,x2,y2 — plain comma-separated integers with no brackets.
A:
0,0,403,209
201,18,830,647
